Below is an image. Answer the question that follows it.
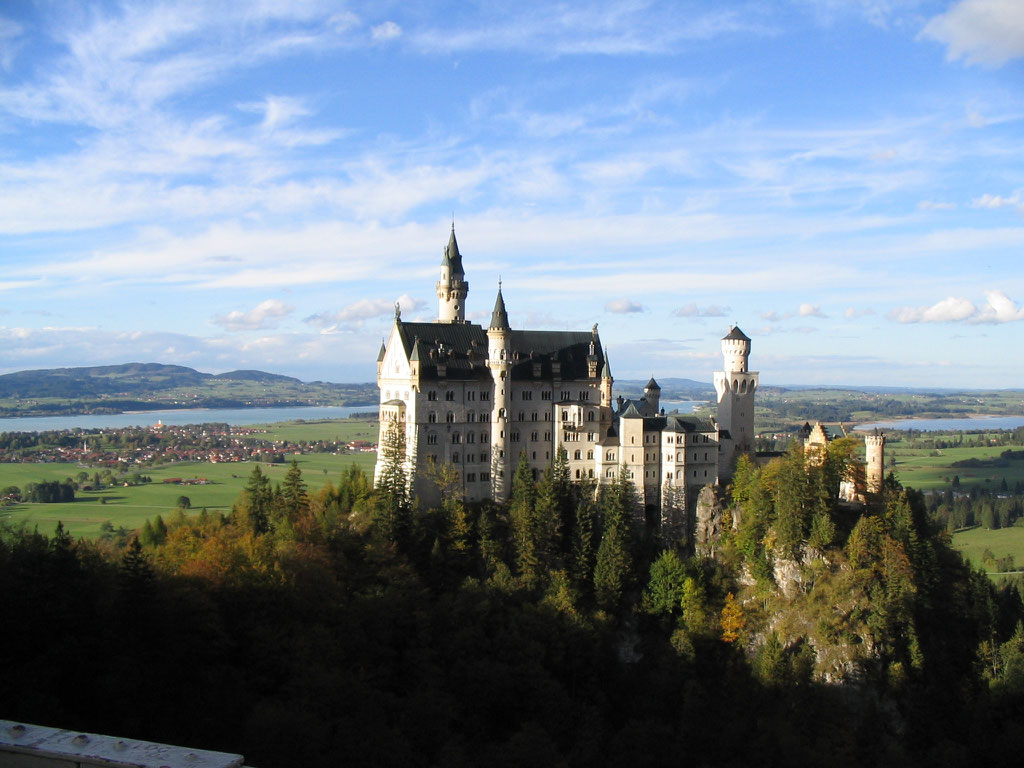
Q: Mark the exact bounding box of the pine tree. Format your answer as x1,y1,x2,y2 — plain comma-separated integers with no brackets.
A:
594,476,633,613
571,479,599,594
374,421,412,546
509,452,542,589
282,459,308,519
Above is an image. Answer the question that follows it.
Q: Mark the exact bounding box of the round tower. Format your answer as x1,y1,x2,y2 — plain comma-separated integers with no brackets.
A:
436,225,468,323
600,348,613,406
713,325,758,479
865,432,886,495
644,377,661,414
487,285,511,500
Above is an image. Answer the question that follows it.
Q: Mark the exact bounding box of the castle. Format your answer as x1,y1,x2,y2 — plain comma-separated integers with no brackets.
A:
374,228,883,520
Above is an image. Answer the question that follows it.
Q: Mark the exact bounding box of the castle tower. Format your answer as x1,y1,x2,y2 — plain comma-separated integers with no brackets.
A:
600,348,613,406
865,431,886,495
713,326,759,480
436,225,468,323
487,285,512,500
644,377,661,414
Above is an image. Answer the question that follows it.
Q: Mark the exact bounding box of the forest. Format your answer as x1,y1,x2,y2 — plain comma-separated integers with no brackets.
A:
3,438,1024,767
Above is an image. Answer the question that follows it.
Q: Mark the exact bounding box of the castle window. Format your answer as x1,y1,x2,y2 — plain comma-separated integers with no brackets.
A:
446,412,455,423
574,450,581,460
480,391,490,401
467,472,476,482
468,412,476,423
580,391,589,401
482,433,489,442
531,431,538,441
532,469,539,481
468,391,476,401
562,410,569,421
532,412,538,421
467,453,475,463
667,472,673,480
607,469,614,478
427,433,438,445
544,431,551,441
468,432,476,443
481,450,488,460
428,391,437,401
511,431,520,442
542,391,552,401
452,432,461,444
575,469,581,479
428,412,437,424
587,450,594,460
587,411,594,421
481,471,490,481
704,452,708,460
445,390,455,401
532,451,537,459
452,453,459,463
427,455,436,464
519,412,525,421
588,469,594,478
522,391,532,401
606,451,615,461
561,391,570,400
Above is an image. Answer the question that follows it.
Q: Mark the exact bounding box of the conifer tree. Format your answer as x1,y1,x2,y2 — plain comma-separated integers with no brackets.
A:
282,459,308,518
374,421,412,546
594,475,633,613
509,451,542,588
571,478,599,594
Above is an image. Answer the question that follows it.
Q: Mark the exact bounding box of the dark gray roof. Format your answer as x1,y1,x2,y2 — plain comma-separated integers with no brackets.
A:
377,341,386,362
723,325,750,342
601,348,612,378
441,226,464,275
645,377,660,391
490,287,510,330
394,320,604,382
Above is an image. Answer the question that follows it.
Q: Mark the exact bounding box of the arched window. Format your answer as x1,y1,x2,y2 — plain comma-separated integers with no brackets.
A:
428,412,437,423
574,450,582,460
446,412,455,423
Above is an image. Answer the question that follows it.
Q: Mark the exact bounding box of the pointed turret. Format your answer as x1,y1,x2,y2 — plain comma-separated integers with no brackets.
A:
600,347,613,405
442,225,464,276
436,225,469,323
490,285,510,330
377,340,386,362
644,376,661,413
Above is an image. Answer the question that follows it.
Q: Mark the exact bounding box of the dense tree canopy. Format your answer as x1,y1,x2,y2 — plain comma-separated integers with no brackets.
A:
3,447,1024,767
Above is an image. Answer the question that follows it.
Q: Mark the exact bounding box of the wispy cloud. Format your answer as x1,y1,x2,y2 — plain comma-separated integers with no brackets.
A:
605,298,645,314
921,0,1024,67
890,290,1024,324
305,294,423,330
672,302,730,318
213,299,294,331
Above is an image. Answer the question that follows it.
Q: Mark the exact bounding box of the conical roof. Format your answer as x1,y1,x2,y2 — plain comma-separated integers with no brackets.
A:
645,377,660,391
377,340,387,362
723,325,750,341
489,286,510,330
441,225,464,275
601,348,612,378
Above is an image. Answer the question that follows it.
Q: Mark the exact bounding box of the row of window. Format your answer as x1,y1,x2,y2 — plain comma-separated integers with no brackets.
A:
427,452,490,465
425,390,492,402
426,432,491,446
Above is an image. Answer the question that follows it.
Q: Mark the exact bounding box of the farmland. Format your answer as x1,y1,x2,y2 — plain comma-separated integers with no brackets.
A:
1,418,378,539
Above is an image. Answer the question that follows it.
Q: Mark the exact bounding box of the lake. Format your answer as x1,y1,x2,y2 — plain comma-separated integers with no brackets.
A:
0,405,377,433
855,416,1024,432
0,399,704,433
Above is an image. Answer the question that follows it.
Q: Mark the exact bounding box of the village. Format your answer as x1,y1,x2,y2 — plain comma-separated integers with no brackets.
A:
0,421,376,469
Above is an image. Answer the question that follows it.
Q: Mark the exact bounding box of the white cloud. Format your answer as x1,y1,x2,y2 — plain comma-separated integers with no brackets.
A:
213,298,294,331
371,21,402,41
918,200,957,210
605,299,645,314
673,302,730,318
921,0,1024,66
890,291,1024,323
971,192,1023,210
844,306,875,319
306,294,423,328
799,303,827,318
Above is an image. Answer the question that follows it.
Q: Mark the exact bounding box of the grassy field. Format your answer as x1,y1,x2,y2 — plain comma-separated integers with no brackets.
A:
1,450,376,539
889,444,1024,491
952,525,1024,575
252,418,378,443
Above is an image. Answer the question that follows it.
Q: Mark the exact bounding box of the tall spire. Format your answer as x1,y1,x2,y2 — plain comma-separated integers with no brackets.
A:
489,283,509,330
436,225,468,322
441,224,464,276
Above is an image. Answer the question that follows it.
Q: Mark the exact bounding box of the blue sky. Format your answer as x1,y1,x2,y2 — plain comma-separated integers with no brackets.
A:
1,1,1023,388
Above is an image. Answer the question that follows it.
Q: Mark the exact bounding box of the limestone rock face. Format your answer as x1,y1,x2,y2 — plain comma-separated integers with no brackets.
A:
695,485,726,557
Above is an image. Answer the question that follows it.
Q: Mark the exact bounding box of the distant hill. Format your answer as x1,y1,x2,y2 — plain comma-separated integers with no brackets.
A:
213,370,302,384
0,363,376,417
616,377,715,399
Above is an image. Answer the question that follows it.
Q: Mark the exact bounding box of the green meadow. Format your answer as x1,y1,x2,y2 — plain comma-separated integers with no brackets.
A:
889,444,1024,491
1,450,376,539
952,525,1024,575
252,418,378,444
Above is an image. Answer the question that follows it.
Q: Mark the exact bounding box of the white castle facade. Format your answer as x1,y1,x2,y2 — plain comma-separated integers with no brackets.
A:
374,228,765,522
